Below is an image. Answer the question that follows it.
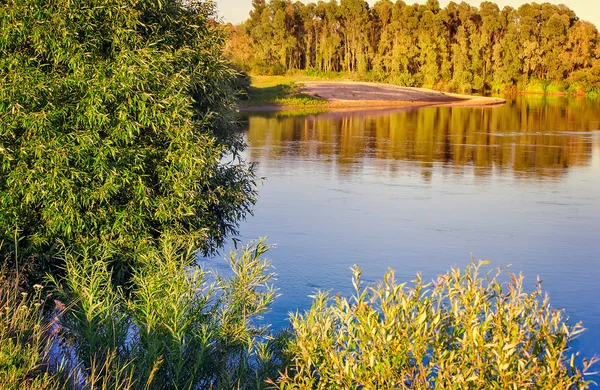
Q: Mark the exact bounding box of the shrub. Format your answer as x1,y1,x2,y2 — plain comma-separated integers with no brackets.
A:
50,239,286,389
279,261,597,389
587,88,600,99
232,68,253,100
489,81,504,93
0,0,256,280
546,81,570,94
566,82,587,96
521,78,548,94
388,73,420,88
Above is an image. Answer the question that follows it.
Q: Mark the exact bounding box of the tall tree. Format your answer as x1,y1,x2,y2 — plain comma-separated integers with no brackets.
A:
0,0,256,277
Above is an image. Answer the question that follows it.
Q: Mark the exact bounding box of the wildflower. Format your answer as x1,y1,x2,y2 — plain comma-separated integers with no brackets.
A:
54,300,66,312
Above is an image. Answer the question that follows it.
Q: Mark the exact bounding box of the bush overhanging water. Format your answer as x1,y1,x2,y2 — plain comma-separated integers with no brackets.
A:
280,261,598,388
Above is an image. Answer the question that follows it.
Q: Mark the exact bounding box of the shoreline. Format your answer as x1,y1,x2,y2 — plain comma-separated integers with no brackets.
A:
240,81,506,111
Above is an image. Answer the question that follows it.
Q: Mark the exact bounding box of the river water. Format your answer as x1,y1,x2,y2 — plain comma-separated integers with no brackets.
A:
219,95,600,370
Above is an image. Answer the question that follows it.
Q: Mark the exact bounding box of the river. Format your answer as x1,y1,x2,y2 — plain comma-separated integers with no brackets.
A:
216,94,600,373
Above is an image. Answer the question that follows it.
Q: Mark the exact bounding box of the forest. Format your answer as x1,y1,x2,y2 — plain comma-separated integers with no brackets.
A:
225,0,600,94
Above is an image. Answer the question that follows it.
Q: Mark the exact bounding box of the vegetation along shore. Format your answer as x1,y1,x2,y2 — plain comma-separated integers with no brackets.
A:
0,0,598,388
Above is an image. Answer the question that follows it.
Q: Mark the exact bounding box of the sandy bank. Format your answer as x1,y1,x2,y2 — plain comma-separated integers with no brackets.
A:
299,81,505,108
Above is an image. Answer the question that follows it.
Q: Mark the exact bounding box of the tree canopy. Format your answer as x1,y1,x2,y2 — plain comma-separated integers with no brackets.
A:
226,0,600,93
0,0,256,275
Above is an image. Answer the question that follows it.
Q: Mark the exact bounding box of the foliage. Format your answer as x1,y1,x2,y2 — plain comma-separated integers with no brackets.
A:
0,0,256,280
232,69,253,100
2,250,598,389
546,81,570,94
279,261,598,389
226,0,600,94
49,239,287,389
0,262,61,389
240,76,326,109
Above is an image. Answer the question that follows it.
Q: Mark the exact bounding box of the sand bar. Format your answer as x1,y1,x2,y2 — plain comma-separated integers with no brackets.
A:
242,81,506,111
300,81,506,108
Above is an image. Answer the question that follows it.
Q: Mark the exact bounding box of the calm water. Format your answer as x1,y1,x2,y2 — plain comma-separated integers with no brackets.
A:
216,95,600,369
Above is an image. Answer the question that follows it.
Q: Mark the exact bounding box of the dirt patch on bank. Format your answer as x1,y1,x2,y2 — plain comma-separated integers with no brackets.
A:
299,81,505,108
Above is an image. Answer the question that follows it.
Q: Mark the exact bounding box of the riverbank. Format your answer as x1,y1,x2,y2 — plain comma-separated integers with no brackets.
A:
239,76,505,111
300,81,506,108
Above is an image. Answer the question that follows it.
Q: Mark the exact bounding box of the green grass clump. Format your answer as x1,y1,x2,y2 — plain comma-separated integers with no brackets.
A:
280,261,598,389
270,108,329,117
241,76,327,109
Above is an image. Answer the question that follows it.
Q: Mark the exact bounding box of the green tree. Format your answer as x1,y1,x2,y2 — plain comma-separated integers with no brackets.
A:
0,0,256,278
567,21,598,74
341,0,372,73
492,7,523,86
315,1,343,73
452,25,473,92
417,9,442,85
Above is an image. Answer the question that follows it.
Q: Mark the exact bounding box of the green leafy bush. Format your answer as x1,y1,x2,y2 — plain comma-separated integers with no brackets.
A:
520,78,548,94
232,69,253,100
546,81,570,94
279,261,597,389
2,251,598,389
586,88,600,99
0,0,256,279
388,72,420,88
50,239,286,389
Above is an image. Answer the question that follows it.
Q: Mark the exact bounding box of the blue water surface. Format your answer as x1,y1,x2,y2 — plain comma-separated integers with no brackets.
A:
208,95,600,381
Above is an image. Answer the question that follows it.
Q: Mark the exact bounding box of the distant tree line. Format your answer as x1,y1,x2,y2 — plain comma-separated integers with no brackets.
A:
225,0,600,94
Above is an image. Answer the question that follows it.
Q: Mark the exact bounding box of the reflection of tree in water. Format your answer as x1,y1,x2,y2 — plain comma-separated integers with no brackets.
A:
246,96,600,181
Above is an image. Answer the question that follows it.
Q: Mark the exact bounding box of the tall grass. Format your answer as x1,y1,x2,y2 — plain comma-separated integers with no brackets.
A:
0,260,61,389
240,78,326,109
